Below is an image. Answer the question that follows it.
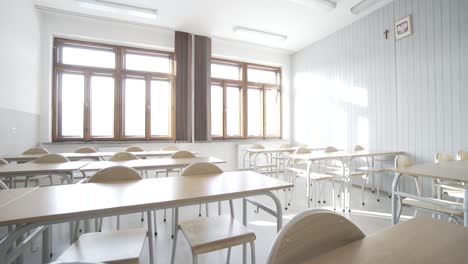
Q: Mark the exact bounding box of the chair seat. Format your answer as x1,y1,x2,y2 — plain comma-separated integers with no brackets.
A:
444,189,464,199
57,228,147,263
355,166,384,173
179,215,256,255
327,169,365,177
288,168,334,181
402,198,464,217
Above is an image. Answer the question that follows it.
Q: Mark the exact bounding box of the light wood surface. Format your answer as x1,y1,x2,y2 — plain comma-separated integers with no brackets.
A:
181,162,223,176
180,215,256,254
246,147,326,154
57,228,147,263
290,150,405,161
302,217,468,264
0,187,38,207
402,198,463,216
388,160,468,182
267,210,364,264
88,166,143,183
0,171,292,226
80,157,225,172
0,161,90,176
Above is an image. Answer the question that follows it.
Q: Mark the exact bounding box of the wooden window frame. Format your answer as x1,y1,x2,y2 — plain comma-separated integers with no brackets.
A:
210,58,282,140
52,38,175,142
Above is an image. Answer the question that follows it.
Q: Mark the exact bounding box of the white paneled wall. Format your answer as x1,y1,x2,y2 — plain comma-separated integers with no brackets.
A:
292,0,468,195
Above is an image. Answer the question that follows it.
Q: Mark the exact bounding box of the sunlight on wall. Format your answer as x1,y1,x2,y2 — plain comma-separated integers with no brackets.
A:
293,72,369,150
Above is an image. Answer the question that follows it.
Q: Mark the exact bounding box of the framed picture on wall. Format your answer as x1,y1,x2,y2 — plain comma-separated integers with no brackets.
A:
395,15,412,40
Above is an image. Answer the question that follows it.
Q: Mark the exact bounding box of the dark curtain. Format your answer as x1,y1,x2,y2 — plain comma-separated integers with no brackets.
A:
174,31,192,142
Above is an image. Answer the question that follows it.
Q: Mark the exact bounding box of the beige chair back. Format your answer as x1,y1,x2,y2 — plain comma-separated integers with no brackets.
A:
395,154,414,168
74,147,97,153
297,143,308,148
161,145,178,151
279,143,292,148
250,144,264,150
170,151,196,159
23,147,49,155
435,152,454,163
88,166,143,183
124,146,144,152
324,146,339,153
457,150,468,160
0,158,8,165
354,145,365,151
266,209,364,264
294,147,311,155
33,154,70,164
109,152,140,162
181,162,223,177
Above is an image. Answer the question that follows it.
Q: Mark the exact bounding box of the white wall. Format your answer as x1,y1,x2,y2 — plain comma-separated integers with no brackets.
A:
38,10,291,170
0,0,41,154
291,0,468,194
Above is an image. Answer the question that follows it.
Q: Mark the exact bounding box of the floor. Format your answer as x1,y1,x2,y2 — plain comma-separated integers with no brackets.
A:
3,173,427,264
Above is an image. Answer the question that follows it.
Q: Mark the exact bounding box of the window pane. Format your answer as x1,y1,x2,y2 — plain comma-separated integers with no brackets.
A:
126,53,171,73
265,89,280,136
210,84,223,137
151,80,172,136
211,63,241,80
62,46,115,68
247,88,263,137
226,86,242,136
90,76,114,137
247,68,278,84
124,79,146,137
61,73,84,137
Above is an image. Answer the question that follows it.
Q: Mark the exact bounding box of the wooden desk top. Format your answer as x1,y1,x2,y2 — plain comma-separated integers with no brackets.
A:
388,160,468,182
289,150,404,161
80,157,225,171
303,217,468,264
0,171,293,226
0,161,90,176
1,150,198,162
0,187,38,207
246,147,326,153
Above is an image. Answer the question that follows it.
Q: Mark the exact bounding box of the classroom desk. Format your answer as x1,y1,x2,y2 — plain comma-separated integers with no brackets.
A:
388,160,468,227
0,161,90,186
302,217,468,264
80,157,225,172
0,171,293,264
1,150,198,163
289,150,404,211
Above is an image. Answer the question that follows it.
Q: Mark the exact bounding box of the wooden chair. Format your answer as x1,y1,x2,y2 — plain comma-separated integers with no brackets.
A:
56,227,147,264
272,143,292,179
161,145,179,151
434,153,464,201
21,154,71,187
248,144,275,176
13,148,49,187
22,147,48,155
0,158,9,189
86,166,151,233
109,152,139,162
124,146,144,152
266,209,364,264
394,154,464,224
457,150,468,160
352,145,385,204
75,147,97,153
171,163,256,264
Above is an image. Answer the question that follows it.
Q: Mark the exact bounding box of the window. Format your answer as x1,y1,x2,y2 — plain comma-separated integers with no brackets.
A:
210,59,281,139
53,38,174,141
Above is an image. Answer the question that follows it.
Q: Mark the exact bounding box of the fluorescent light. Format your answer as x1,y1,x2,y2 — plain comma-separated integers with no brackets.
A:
288,0,337,11
77,0,158,19
350,0,385,15
234,27,287,43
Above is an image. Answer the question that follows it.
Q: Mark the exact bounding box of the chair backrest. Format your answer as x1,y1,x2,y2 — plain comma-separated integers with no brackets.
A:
74,147,97,153
294,147,311,155
250,144,264,150
109,152,140,162
395,154,414,168
435,152,454,163
279,143,292,148
354,145,365,151
457,150,468,160
0,158,8,165
170,151,196,159
160,145,178,151
324,146,339,153
22,147,49,155
266,209,365,264
297,143,308,148
181,162,223,176
124,146,144,152
33,154,70,164
88,166,143,183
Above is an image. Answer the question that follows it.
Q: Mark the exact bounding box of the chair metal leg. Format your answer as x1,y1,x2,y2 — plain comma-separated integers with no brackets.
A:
164,208,167,221
250,241,256,264
198,204,202,216
170,208,179,264
116,216,120,230
206,203,209,217
226,247,231,264
192,254,198,264
153,211,158,236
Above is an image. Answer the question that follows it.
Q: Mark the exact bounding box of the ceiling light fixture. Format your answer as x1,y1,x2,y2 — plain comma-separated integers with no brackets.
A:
288,0,337,11
234,27,288,42
350,0,386,15
77,0,158,19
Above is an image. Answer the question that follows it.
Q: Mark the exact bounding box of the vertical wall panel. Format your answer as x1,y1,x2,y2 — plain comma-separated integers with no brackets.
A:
292,0,467,195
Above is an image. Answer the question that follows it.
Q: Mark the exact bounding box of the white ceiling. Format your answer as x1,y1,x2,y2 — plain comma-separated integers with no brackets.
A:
34,0,394,53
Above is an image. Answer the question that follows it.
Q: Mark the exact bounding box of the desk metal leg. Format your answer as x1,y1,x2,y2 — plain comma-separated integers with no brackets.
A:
147,211,155,264
464,189,468,227
392,173,403,225
242,198,247,264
